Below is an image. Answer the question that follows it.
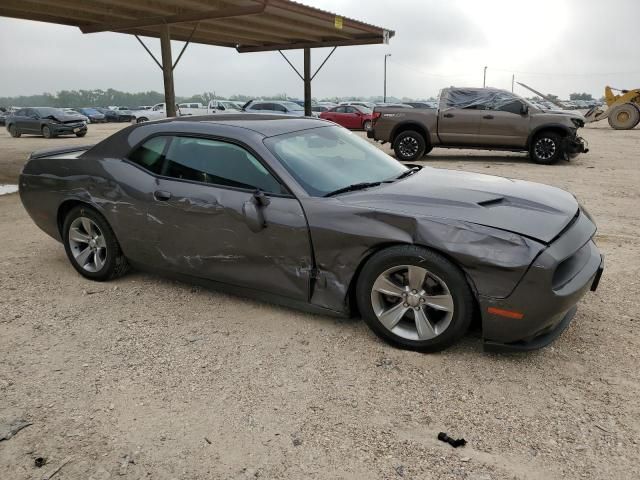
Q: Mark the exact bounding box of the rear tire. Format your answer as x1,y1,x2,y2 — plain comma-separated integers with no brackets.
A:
356,245,474,352
530,131,564,165
393,130,426,161
362,119,372,131
8,124,21,138
136,117,148,124
607,103,640,130
62,206,129,281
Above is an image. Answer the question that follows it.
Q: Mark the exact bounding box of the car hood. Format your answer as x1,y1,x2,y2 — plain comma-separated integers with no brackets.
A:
339,167,578,243
46,114,86,122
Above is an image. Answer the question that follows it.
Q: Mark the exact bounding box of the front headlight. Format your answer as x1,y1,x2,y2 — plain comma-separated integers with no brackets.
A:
571,117,584,128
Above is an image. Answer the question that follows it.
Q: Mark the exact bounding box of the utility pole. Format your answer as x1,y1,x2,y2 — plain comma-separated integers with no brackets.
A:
483,66,487,88
511,74,515,93
384,54,391,103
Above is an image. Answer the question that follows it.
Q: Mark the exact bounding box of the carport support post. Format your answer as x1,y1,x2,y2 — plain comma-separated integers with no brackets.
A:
160,24,177,118
303,47,311,116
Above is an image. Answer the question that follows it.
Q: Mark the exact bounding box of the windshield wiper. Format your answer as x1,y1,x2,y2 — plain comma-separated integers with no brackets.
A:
394,166,422,180
324,182,382,197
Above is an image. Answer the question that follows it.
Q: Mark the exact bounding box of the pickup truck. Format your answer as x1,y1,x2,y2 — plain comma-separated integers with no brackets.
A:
369,87,588,164
132,103,208,123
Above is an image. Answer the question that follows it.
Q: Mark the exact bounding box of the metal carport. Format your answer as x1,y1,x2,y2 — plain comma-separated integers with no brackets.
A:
0,0,393,116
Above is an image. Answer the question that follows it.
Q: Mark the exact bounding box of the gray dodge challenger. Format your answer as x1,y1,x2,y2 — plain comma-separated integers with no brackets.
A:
19,115,604,352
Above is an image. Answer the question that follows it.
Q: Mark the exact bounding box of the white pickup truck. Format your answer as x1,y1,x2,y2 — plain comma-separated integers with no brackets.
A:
131,102,209,123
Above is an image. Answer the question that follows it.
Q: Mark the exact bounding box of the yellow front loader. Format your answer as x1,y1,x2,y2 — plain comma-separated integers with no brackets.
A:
584,86,640,130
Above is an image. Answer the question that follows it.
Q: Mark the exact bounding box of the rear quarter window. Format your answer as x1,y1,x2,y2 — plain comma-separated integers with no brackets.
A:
128,136,169,174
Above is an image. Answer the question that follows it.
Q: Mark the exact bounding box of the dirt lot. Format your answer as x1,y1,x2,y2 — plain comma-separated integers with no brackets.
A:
1,122,639,479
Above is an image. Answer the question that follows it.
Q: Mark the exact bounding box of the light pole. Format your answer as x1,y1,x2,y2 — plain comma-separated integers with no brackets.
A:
483,66,487,87
384,54,392,103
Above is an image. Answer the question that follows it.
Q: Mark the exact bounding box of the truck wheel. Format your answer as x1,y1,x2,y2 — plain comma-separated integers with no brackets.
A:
8,124,21,138
136,117,148,124
76,131,87,137
607,103,640,130
393,130,426,161
530,131,563,165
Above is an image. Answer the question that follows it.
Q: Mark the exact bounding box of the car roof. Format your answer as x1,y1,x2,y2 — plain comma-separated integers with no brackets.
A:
141,114,332,137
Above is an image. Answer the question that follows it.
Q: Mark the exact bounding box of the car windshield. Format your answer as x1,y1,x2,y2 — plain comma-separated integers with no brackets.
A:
264,126,407,197
34,107,65,117
83,108,100,114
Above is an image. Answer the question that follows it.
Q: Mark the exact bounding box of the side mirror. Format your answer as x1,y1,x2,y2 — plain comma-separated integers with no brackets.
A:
242,190,270,232
521,103,529,115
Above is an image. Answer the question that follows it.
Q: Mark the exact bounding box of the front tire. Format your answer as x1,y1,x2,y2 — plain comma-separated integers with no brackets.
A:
8,124,21,138
356,245,474,352
42,125,55,138
530,131,563,165
62,206,129,281
76,131,87,137
393,130,426,161
136,117,148,124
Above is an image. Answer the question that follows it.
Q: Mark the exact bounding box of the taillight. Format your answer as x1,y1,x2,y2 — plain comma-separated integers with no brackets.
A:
372,111,381,124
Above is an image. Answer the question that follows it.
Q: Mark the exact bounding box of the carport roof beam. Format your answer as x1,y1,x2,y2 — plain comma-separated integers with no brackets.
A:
0,0,393,116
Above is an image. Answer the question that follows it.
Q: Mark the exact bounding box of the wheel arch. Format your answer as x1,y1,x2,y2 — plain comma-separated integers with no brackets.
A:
346,241,480,318
57,199,106,237
390,122,431,147
526,124,572,149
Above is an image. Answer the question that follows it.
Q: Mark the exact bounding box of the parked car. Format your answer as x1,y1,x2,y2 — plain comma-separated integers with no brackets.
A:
0,109,9,126
6,107,87,138
61,108,89,123
243,100,305,116
74,108,106,123
311,105,330,117
207,100,242,114
95,107,133,122
404,101,437,109
178,102,209,116
375,103,414,108
18,115,603,352
320,104,374,130
371,87,588,164
340,101,376,110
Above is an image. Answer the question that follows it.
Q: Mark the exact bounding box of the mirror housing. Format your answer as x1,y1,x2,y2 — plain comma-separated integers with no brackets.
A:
242,190,270,232
521,103,529,115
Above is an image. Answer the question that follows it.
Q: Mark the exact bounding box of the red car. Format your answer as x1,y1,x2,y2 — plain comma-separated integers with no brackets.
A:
320,105,373,131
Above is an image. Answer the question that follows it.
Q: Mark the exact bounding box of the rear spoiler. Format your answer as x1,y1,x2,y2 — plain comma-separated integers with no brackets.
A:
29,145,94,160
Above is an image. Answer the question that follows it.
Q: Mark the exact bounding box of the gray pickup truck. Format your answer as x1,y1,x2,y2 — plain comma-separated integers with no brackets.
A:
369,87,588,164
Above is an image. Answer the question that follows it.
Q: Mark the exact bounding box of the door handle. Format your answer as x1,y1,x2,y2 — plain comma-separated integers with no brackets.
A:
153,190,171,201
443,113,454,118
483,115,494,119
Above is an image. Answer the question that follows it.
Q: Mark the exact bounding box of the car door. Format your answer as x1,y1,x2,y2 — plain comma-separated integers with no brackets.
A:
129,134,313,301
436,89,483,144
343,107,363,129
24,108,42,133
12,109,29,132
474,98,530,147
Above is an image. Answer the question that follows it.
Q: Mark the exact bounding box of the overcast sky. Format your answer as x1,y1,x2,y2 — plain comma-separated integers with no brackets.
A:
1,0,639,100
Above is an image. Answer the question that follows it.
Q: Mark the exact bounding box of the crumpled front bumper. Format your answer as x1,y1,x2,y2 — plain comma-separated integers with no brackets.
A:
479,210,603,352
565,135,589,157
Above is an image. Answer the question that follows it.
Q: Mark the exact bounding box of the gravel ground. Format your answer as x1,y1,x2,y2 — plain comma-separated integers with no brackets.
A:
0,122,639,479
